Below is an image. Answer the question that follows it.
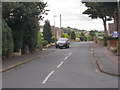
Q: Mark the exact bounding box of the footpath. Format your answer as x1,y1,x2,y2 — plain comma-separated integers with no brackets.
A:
1,48,55,72
90,42,119,77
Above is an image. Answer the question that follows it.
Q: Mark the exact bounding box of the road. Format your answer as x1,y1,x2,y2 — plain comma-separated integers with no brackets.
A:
2,42,118,88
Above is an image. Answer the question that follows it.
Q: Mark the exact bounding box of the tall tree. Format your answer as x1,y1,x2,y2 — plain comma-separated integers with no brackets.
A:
82,2,117,36
2,2,48,53
43,20,52,44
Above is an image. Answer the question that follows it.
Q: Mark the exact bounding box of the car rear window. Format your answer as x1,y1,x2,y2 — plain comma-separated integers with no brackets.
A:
59,38,68,41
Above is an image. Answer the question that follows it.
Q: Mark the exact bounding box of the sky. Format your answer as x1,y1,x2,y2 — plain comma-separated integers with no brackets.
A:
40,0,113,31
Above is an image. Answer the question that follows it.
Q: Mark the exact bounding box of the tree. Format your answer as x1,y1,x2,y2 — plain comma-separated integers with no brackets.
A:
71,31,76,40
2,2,48,53
90,30,95,37
43,20,52,44
2,20,14,58
82,2,117,36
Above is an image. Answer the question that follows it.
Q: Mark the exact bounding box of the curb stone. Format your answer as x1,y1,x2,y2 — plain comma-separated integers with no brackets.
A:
89,42,119,77
92,51,120,77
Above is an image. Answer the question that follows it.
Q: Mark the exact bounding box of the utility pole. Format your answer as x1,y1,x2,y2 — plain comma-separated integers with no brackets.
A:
60,14,61,28
54,15,56,26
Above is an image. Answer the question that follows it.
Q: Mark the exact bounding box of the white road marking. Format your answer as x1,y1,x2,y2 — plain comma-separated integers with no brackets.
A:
42,70,54,84
64,56,68,60
68,52,72,56
57,61,64,68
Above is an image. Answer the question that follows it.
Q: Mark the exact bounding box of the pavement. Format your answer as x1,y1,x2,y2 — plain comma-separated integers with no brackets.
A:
1,47,55,72
90,42,119,77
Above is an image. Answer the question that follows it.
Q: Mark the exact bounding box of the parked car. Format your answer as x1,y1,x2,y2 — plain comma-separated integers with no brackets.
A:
55,38,70,49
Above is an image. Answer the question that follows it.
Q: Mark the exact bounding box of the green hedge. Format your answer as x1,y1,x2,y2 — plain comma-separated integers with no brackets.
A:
42,40,48,47
2,20,14,58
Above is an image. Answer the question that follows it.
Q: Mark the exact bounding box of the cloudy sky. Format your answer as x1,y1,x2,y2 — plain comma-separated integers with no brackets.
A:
41,0,113,31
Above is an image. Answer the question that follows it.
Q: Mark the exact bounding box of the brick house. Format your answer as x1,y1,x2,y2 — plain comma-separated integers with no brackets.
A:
51,26,64,40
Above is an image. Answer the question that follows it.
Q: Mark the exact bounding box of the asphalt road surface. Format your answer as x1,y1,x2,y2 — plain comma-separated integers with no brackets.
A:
2,42,118,88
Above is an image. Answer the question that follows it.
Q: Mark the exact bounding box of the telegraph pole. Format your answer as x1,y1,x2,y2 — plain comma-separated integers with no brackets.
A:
54,15,56,26
60,14,61,28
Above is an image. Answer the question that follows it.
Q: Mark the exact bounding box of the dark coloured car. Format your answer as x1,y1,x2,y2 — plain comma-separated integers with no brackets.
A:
55,38,70,49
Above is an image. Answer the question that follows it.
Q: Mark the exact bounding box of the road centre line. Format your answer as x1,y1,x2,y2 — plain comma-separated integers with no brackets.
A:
42,70,55,84
57,61,64,68
64,56,68,60
64,52,72,61
42,52,72,84
68,52,72,56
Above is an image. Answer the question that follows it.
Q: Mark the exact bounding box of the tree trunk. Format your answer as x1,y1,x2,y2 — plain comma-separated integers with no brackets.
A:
102,17,108,37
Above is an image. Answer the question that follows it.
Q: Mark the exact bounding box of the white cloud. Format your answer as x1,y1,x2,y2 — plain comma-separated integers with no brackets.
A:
41,0,113,31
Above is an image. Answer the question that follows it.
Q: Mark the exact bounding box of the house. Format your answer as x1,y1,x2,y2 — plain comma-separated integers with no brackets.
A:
51,26,64,40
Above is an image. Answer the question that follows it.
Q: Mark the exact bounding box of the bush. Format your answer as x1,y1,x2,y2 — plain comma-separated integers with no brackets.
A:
86,35,93,41
103,39,107,46
2,20,14,58
110,47,117,52
51,36,57,43
37,32,43,49
75,38,80,42
61,33,70,39
42,40,48,47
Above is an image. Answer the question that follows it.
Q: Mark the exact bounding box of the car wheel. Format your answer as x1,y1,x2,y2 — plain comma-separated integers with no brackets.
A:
60,47,62,49
55,46,58,48
65,47,68,49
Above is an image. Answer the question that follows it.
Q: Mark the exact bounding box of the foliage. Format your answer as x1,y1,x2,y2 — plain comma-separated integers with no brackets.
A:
80,32,85,36
43,20,52,44
71,31,76,40
37,32,43,49
86,35,93,41
2,20,14,58
75,38,80,42
42,40,48,47
61,33,70,39
2,2,48,54
90,30,95,37
51,36,57,43
110,47,117,52
82,2,117,36
103,38,107,46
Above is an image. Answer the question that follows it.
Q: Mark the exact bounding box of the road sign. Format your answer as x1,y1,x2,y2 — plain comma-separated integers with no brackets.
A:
112,31,119,38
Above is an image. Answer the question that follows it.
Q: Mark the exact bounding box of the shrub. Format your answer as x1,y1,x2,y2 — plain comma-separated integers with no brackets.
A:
2,20,14,58
42,40,48,47
110,47,117,52
103,37,107,46
37,32,43,49
75,38,80,42
61,33,70,39
86,35,93,41
51,36,57,43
